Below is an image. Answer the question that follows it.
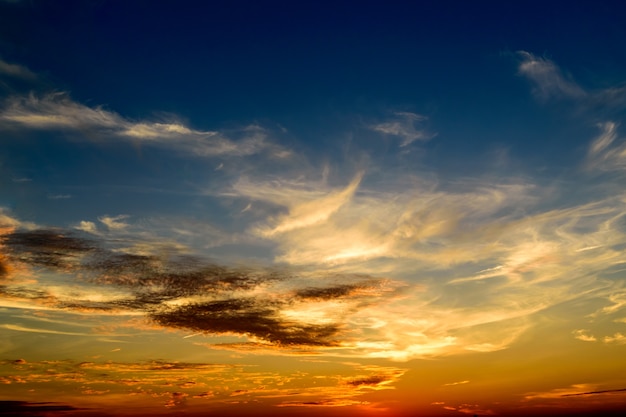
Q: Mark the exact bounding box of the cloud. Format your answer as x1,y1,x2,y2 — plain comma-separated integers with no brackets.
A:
76,221,98,234
603,332,626,344
591,290,626,317
370,111,434,146
0,401,82,415
0,359,405,413
47,194,71,200
3,83,626,360
443,380,470,386
0,58,36,79
346,375,392,388
2,228,96,268
0,93,279,157
525,383,626,400
250,172,364,237
518,51,626,113
587,121,626,171
294,280,384,301
98,215,129,231
573,329,597,342
1,226,400,349
241,176,536,267
0,207,35,230
209,141,626,360
517,51,587,100
151,298,341,347
0,323,127,337
561,387,626,397
277,399,367,407
4,148,626,360
432,402,496,416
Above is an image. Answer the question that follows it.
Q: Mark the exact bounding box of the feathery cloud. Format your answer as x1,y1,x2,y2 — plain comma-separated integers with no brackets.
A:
517,51,586,100
0,93,278,157
587,121,626,171
0,58,36,80
370,111,434,146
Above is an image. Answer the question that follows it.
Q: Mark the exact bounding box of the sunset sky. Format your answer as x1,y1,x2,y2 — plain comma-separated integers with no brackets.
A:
1,1,626,416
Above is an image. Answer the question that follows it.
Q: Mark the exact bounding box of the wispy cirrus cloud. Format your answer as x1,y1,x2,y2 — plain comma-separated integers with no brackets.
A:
370,111,434,147
587,121,626,171
573,329,597,342
0,323,129,337
0,93,283,158
98,214,130,231
0,58,36,80
518,50,626,111
236,172,364,237
517,51,587,100
524,383,626,400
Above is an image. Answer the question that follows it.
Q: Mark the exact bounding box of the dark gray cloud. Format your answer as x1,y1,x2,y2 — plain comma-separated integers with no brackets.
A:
2,229,96,268
346,375,390,387
151,298,341,346
561,388,626,397
0,285,54,301
0,257,7,278
294,281,380,301
1,228,391,348
0,400,82,416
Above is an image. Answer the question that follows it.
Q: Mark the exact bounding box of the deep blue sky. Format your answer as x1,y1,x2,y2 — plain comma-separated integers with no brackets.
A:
1,0,626,224
3,1,625,131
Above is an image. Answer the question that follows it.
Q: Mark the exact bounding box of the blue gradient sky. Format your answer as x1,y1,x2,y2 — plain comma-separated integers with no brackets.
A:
1,1,626,416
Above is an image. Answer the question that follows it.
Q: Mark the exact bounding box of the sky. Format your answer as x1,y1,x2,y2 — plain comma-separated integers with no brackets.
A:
1,1,626,416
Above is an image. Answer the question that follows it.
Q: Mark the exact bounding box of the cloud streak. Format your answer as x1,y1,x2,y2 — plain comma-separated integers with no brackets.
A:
518,50,626,114
370,111,434,146
587,121,626,171
0,93,281,157
0,58,36,80
517,51,587,100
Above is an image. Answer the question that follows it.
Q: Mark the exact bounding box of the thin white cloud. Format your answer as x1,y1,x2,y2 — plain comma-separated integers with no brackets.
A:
603,332,626,344
370,112,434,146
76,220,98,234
10,314,95,328
524,383,598,400
253,172,364,237
443,380,470,386
0,93,278,157
0,58,36,79
0,207,36,230
518,50,626,113
593,290,626,317
589,122,618,155
587,121,626,171
517,51,587,100
573,329,597,342
98,214,130,231
0,323,128,337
